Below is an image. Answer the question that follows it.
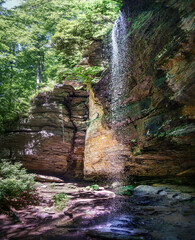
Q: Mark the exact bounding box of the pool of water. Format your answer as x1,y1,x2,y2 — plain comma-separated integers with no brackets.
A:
83,213,150,240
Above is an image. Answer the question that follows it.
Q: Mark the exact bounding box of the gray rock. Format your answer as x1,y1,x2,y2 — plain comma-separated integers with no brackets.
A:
111,182,122,189
167,192,179,199
37,213,52,220
177,193,192,201
134,185,193,202
134,185,164,195
158,190,167,196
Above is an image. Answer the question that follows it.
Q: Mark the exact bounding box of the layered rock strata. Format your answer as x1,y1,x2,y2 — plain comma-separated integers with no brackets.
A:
84,89,130,179
0,85,88,178
84,0,195,179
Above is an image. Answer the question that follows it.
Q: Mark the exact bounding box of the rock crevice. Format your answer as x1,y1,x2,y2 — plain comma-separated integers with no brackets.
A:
0,85,89,178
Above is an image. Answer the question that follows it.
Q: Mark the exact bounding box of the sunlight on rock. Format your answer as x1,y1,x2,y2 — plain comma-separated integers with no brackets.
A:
0,0,194,239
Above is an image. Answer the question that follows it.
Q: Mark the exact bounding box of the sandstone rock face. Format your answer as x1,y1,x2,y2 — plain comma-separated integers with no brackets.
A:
0,85,88,178
0,0,194,180
84,89,130,180
84,0,195,178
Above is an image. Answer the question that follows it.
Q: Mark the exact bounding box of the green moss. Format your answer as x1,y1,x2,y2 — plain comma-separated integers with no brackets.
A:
119,98,151,118
167,124,195,137
104,97,152,122
132,147,142,156
144,114,166,136
153,76,166,88
131,10,154,32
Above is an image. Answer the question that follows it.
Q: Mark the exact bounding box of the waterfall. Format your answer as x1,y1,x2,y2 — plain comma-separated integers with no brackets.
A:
60,106,65,143
111,10,127,122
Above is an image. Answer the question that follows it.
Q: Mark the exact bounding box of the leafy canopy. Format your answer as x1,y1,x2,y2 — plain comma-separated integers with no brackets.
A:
0,0,121,132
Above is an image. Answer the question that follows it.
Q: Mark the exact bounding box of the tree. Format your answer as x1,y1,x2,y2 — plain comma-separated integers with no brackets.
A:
0,0,122,132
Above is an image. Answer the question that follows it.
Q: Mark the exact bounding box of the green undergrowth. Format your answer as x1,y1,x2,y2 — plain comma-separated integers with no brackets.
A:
115,185,134,196
50,183,56,188
86,184,100,191
53,193,69,211
0,160,38,212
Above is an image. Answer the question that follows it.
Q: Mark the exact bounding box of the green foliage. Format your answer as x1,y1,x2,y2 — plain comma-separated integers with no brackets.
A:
52,0,121,55
132,10,154,33
91,184,100,190
116,185,134,196
0,160,38,211
64,66,104,85
53,192,69,210
132,147,142,156
86,184,100,190
0,0,121,132
50,183,56,188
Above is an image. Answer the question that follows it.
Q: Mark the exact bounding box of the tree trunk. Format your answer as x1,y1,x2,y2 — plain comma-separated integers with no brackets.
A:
36,49,41,88
40,52,44,83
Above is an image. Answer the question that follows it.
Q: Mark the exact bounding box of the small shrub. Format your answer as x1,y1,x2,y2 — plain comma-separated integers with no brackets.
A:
86,184,99,191
132,147,141,156
50,183,56,188
91,184,99,190
116,185,134,196
53,193,69,210
0,160,38,211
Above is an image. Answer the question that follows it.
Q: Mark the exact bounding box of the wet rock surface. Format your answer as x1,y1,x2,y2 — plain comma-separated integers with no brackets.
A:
134,185,194,201
84,89,130,180
84,0,195,178
0,181,194,240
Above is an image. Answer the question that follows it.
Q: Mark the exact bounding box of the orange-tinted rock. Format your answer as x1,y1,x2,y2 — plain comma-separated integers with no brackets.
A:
125,154,193,177
84,89,130,180
86,0,195,178
182,106,195,120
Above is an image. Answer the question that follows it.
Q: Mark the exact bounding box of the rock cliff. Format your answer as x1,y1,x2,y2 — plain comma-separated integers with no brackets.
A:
84,0,195,179
0,0,194,180
0,85,88,178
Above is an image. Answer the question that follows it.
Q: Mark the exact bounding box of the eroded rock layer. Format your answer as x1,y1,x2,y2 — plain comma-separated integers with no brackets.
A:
84,89,130,179
84,0,195,179
0,85,88,178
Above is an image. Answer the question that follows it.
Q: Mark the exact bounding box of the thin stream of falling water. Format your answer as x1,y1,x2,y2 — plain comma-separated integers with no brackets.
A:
111,10,127,122
109,10,129,220
109,10,128,183
60,106,65,143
